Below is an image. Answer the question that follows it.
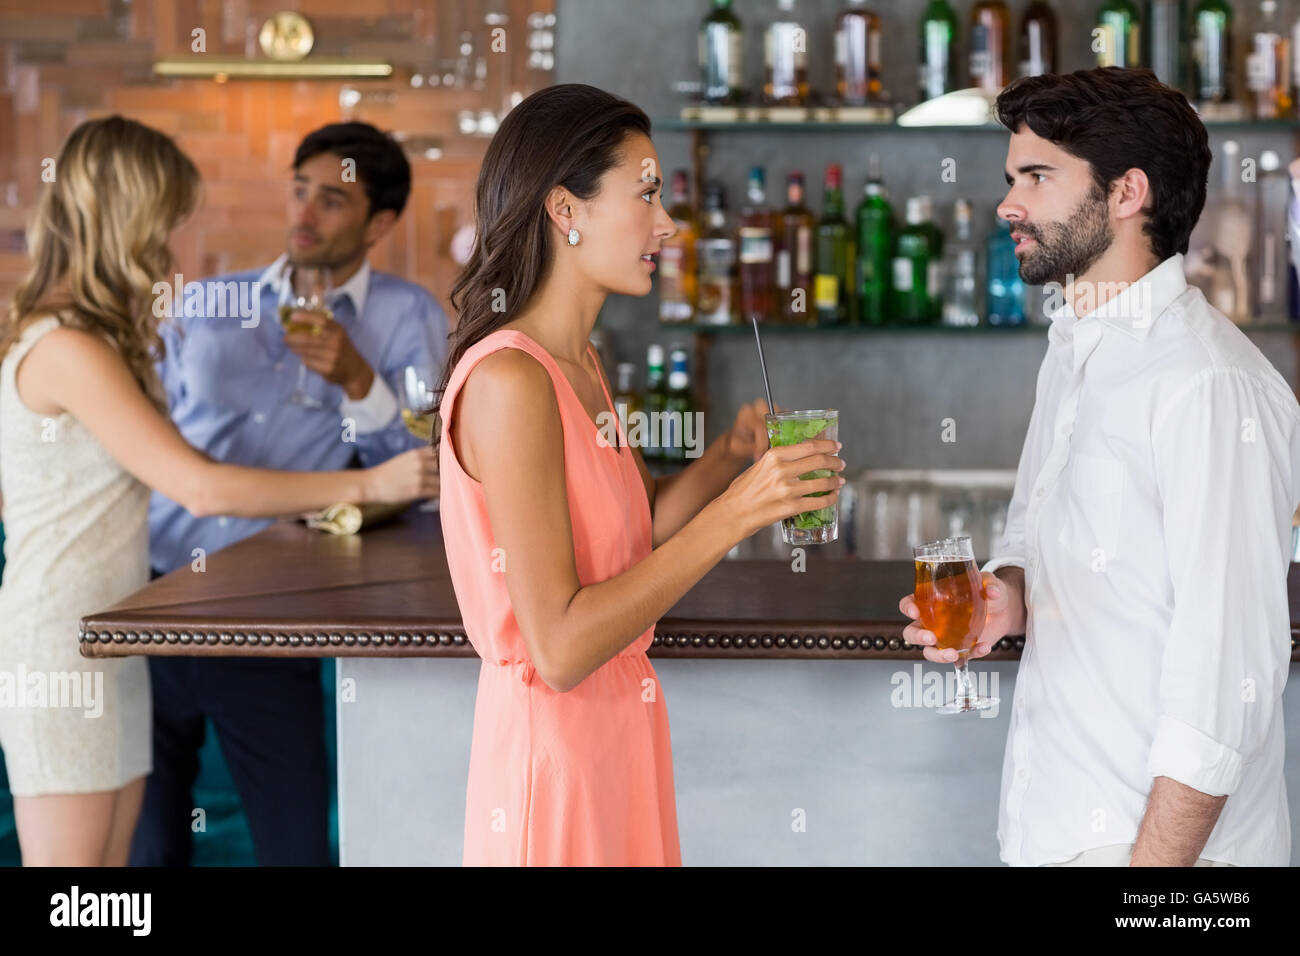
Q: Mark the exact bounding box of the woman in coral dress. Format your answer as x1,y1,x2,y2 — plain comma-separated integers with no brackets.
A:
435,84,846,866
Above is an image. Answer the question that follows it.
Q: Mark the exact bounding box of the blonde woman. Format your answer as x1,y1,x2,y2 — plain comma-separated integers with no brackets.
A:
0,115,437,866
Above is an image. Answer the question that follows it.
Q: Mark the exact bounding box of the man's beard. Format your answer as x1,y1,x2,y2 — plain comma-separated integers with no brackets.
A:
1016,184,1114,287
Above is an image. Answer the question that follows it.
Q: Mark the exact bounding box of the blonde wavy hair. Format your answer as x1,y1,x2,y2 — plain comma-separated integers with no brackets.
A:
2,115,200,412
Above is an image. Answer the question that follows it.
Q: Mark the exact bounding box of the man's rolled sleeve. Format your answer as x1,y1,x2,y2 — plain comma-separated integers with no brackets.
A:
1147,367,1298,797
339,371,399,434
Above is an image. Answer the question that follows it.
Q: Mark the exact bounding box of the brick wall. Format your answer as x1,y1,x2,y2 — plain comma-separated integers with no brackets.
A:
0,0,556,320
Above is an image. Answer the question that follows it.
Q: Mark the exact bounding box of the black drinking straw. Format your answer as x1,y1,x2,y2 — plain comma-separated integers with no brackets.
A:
750,315,775,414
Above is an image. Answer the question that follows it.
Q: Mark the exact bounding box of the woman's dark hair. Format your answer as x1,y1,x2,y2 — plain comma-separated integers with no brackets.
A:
432,83,651,451
995,67,1211,261
293,121,411,217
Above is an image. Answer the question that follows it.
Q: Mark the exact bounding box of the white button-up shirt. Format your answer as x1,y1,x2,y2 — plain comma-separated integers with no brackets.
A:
983,253,1300,866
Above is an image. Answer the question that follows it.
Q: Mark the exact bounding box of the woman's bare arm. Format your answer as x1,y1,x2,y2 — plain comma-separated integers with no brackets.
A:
645,434,748,546
19,326,374,518
457,350,841,694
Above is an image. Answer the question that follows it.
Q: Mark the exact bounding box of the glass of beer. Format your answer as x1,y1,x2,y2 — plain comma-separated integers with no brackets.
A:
913,535,999,714
278,266,333,408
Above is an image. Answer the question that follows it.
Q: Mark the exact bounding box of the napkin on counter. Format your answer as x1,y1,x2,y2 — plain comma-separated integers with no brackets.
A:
301,500,414,535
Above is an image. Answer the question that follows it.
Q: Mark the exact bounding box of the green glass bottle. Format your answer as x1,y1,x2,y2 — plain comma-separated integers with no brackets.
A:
891,196,943,324
814,163,851,326
643,344,667,461
700,0,745,105
662,346,693,464
919,0,960,102
855,155,895,326
1096,0,1141,68
1192,0,1232,104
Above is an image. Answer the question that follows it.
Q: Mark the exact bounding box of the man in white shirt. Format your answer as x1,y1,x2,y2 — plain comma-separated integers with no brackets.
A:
901,67,1300,867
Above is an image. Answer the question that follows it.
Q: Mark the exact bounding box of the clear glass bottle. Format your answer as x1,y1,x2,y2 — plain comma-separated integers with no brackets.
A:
695,181,738,325
613,362,642,448
1248,0,1291,119
942,198,981,327
766,0,809,105
1255,150,1290,319
659,170,698,323
836,0,883,106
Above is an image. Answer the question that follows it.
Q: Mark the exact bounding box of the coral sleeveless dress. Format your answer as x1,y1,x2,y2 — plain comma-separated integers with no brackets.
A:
438,329,681,866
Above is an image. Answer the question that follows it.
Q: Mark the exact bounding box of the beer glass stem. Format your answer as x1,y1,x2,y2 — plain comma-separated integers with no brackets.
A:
951,656,977,711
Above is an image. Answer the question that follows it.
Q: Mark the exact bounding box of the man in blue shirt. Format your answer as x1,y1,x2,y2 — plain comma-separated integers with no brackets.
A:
132,122,447,866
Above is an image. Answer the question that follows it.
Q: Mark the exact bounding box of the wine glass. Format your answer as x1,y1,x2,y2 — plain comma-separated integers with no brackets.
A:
279,266,332,408
401,363,441,510
913,535,999,714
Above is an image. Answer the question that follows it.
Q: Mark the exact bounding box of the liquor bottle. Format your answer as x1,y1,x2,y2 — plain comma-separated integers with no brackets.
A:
1255,150,1290,319
1146,0,1188,92
662,346,693,464
987,217,1026,325
775,171,816,325
919,0,960,103
700,0,744,105
836,0,883,106
766,0,809,105
892,196,943,324
1213,139,1252,323
1018,1,1058,77
1096,0,1141,68
1192,0,1233,105
1248,0,1291,119
643,345,667,461
855,155,895,326
696,181,737,325
942,198,981,327
969,1,1012,95
815,164,851,326
659,169,698,323
612,362,642,449
739,166,775,323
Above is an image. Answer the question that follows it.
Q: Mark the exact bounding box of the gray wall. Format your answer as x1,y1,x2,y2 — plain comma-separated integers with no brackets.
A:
557,0,1300,469
338,656,1300,865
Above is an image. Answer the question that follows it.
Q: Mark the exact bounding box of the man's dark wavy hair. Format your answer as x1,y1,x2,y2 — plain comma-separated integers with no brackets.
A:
995,67,1211,261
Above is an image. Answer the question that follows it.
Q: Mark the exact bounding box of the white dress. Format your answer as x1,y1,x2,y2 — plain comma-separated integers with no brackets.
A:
0,315,151,796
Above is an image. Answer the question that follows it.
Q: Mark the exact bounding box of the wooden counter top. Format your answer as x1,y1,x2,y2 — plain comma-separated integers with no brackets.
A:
79,506,1300,661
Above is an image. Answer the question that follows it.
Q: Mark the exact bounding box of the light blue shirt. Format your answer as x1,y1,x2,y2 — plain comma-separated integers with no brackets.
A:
148,257,448,573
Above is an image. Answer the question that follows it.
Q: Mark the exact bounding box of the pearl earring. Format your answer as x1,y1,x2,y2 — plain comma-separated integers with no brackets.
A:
567,227,580,246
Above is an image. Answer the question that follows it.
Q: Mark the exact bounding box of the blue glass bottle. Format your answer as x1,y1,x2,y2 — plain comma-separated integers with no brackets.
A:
986,217,1025,326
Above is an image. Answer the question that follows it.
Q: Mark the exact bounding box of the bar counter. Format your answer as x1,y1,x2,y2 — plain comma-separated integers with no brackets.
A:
76,505,1300,866
75,506,1300,659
